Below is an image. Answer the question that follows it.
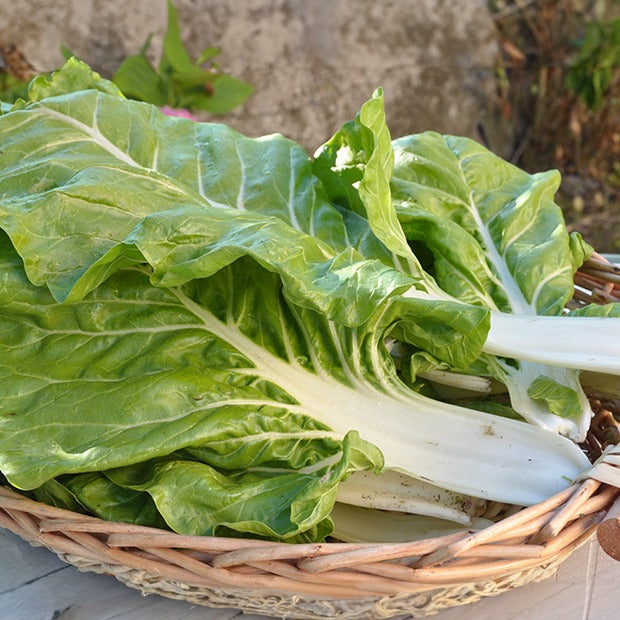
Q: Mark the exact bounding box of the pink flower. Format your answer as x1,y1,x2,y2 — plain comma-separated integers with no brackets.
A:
160,106,199,121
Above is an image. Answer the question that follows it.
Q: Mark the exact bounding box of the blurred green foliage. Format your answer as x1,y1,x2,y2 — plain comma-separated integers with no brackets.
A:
1,0,253,115
566,18,620,109
111,0,253,114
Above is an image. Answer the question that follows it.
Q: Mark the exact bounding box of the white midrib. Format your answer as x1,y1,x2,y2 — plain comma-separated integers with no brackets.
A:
38,104,215,211
169,287,592,505
462,185,533,315
37,101,327,247
38,102,241,215
39,104,140,168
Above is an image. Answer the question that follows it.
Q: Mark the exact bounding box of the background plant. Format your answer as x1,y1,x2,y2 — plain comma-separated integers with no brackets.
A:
109,0,253,114
1,0,252,115
490,0,619,252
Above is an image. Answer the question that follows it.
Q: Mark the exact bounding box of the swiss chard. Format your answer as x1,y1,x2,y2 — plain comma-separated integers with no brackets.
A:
0,61,616,542
314,90,619,441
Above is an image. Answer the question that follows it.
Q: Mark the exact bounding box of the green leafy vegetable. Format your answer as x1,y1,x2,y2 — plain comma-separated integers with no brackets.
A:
0,60,616,543
314,92,619,441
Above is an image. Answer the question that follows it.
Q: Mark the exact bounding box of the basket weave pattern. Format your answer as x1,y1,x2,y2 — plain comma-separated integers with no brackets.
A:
0,481,617,618
0,256,619,619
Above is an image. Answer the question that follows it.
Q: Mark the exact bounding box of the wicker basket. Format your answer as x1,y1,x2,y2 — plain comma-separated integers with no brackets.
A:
1,255,619,620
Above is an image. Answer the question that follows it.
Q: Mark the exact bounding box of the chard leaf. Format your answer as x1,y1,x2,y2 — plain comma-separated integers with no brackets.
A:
0,86,395,314
570,303,620,318
105,431,374,541
27,57,124,101
0,231,590,512
0,240,379,489
314,89,412,262
527,376,584,419
0,65,489,364
0,234,381,539
391,132,586,316
388,134,603,439
29,478,87,513
397,207,511,310
62,472,168,528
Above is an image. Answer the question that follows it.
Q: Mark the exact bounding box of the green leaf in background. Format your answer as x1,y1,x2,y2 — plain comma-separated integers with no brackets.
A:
159,0,196,75
195,46,221,66
566,18,620,110
179,73,254,114
0,76,29,106
153,0,253,114
113,53,167,105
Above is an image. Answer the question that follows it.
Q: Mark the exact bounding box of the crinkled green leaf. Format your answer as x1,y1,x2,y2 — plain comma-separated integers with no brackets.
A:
391,132,581,316
106,431,375,541
385,294,489,369
313,110,592,436
27,57,123,101
387,132,606,440
63,472,168,528
314,89,413,261
397,207,511,310
527,375,583,419
570,302,620,318
0,242,379,489
0,86,406,320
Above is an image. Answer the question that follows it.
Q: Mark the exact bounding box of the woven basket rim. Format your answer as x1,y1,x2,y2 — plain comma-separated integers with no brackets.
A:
0,478,618,616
